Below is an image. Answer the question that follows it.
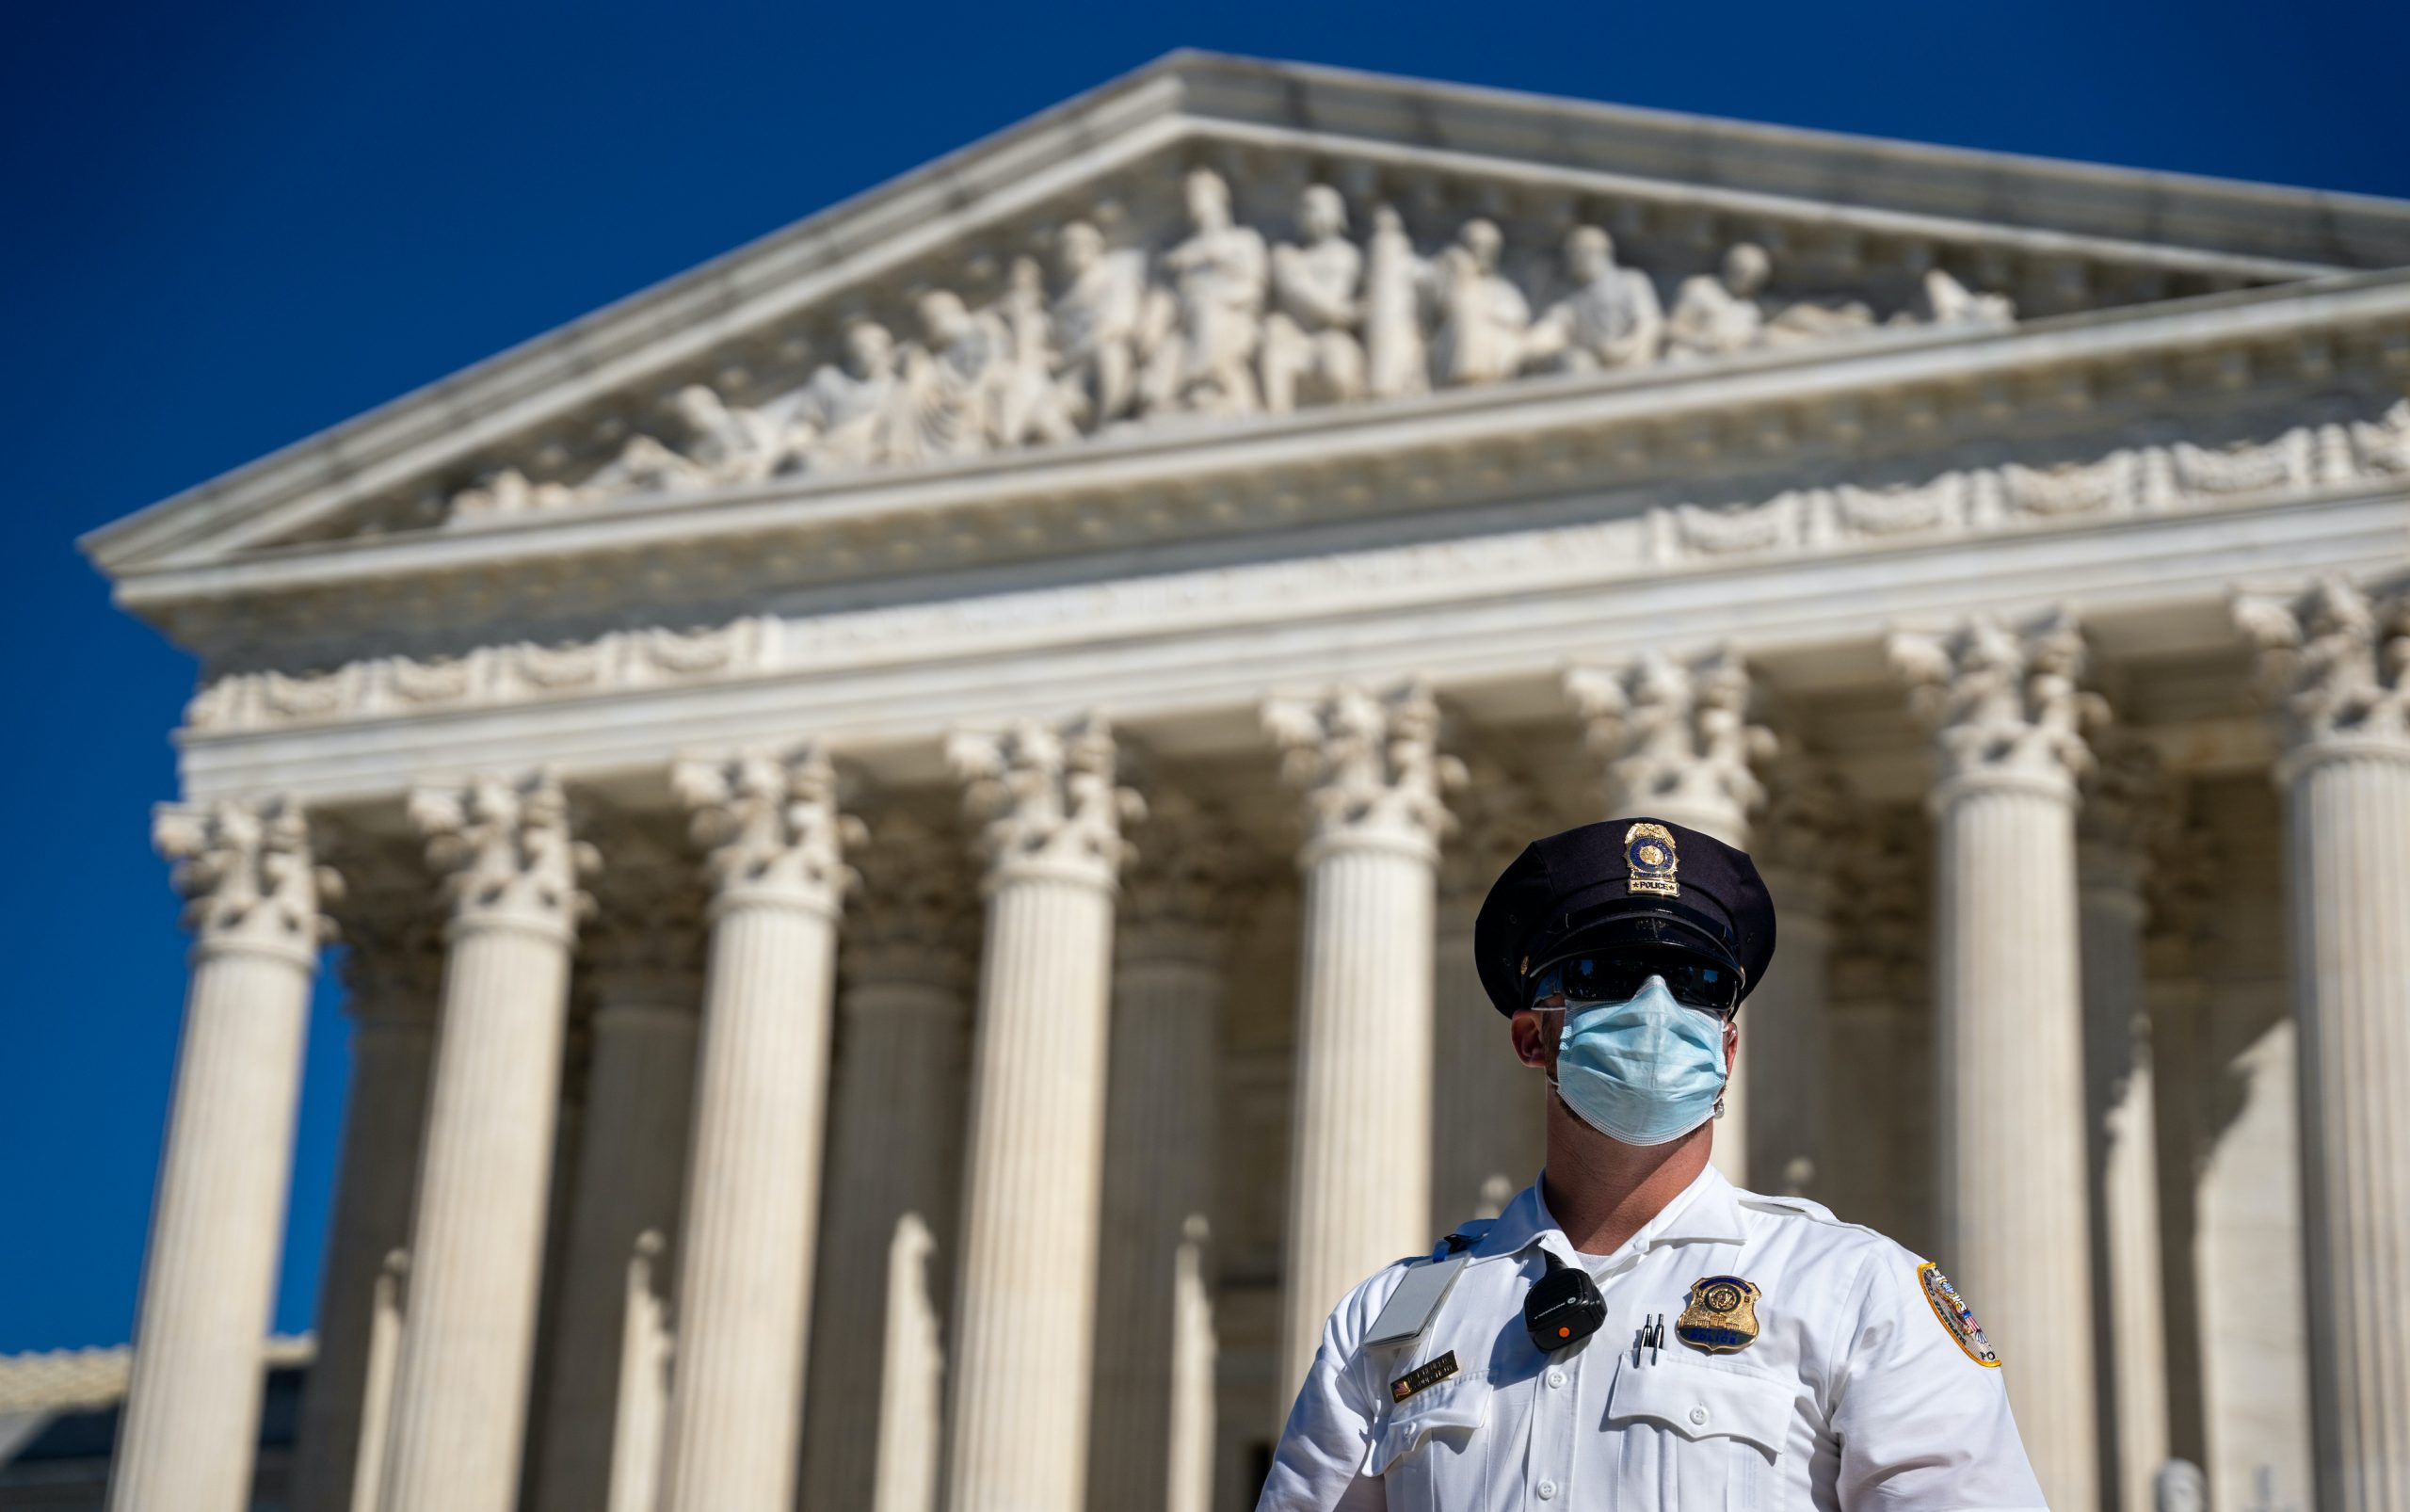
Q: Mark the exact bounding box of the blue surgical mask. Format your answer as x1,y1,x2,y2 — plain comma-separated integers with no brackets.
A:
1550,977,1729,1146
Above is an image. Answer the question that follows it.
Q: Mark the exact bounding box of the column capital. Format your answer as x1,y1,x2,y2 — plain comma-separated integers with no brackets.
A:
1826,806,1925,1004
1889,607,2101,803
2235,574,2410,780
843,812,978,993
1438,756,1548,914
1754,752,1853,909
1566,646,1771,835
1264,681,1463,864
673,746,864,919
2077,731,2166,921
153,796,339,967
1119,786,1243,964
581,832,707,1016
410,770,596,942
949,715,1141,892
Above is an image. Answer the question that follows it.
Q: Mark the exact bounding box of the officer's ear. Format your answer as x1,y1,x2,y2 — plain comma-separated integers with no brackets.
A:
1723,1015,1740,1064
1510,1009,1554,1070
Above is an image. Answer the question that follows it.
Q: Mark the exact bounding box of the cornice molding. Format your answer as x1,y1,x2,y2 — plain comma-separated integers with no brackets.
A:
180,399,2410,740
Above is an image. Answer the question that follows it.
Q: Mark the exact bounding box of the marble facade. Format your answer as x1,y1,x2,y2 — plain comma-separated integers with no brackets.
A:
80,53,2410,1512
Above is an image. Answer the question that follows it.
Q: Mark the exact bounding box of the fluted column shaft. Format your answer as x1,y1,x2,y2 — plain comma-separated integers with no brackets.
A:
1268,684,1459,1402
2285,742,2410,1510
2239,576,2410,1510
1895,610,2102,1512
1746,868,1831,1196
2079,847,2168,1512
379,773,591,1512
1933,773,2097,1506
110,800,331,1512
658,748,857,1512
943,717,1135,1512
293,977,436,1512
803,971,971,1512
1567,648,1768,1189
1279,835,1438,1394
1091,932,1225,1512
381,917,575,1509
536,986,699,1512
1431,896,1543,1222
947,872,1118,1511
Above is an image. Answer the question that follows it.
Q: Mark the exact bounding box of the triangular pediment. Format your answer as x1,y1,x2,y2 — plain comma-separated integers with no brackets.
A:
84,51,2410,587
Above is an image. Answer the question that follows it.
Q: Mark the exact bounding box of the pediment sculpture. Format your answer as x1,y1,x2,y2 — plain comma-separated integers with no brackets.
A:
451,168,2018,522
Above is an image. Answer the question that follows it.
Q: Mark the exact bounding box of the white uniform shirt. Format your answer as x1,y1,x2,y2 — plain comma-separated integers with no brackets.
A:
1259,1166,2045,1511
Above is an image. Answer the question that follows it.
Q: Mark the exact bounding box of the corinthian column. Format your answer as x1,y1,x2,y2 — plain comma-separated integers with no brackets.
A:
293,865,440,1512
1433,761,1547,1224
2237,576,2410,1512
535,846,703,1512
1265,682,1462,1399
657,748,861,1512
1748,758,1848,1198
1090,786,1235,1512
941,717,1139,1512
379,772,595,1512
801,814,976,1512
1891,610,2102,1512
1568,646,1772,1185
2078,735,2171,1512
109,799,336,1512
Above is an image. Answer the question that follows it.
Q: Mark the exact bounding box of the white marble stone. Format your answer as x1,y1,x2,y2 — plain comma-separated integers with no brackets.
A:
109,800,333,1512
1089,787,1233,1512
2238,577,2410,1511
800,815,975,1512
1265,682,1461,1400
292,885,438,1512
657,748,860,1512
534,867,700,1512
940,717,1137,1512
1893,611,2102,1512
378,773,592,1512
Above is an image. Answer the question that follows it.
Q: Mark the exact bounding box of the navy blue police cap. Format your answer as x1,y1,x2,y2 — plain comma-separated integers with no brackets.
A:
1472,817,1777,1018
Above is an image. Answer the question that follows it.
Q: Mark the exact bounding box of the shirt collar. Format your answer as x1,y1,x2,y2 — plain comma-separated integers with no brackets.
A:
1482,1162,1747,1267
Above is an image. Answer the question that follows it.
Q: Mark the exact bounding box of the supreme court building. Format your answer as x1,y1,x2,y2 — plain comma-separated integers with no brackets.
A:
58,52,2410,1512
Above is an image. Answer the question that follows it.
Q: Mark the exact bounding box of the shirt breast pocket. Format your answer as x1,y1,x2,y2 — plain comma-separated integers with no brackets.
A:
1604,1359,1793,1512
1364,1375,1492,1511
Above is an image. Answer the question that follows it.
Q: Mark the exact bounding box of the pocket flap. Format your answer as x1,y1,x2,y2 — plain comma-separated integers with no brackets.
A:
1362,1376,1492,1476
1605,1360,1792,1456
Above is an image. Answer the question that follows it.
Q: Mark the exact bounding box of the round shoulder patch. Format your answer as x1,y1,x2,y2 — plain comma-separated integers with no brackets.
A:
1917,1262,2000,1367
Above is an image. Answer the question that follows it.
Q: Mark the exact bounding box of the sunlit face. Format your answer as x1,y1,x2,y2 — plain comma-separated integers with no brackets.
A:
1461,218,1502,270
1724,242,1771,296
1565,226,1612,282
1186,169,1231,230
918,292,970,345
1058,221,1102,277
1298,185,1347,242
845,322,893,377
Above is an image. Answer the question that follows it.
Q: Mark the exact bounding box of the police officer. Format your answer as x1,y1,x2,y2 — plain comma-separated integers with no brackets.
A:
1259,817,2045,1510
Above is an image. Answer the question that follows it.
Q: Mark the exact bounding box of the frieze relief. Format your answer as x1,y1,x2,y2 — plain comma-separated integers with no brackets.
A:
182,400,2410,737
440,167,2027,524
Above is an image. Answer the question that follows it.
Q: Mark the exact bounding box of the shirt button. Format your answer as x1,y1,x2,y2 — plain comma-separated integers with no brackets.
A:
1689,1406,1710,1426
1536,1480,1559,1501
1545,1368,1566,1389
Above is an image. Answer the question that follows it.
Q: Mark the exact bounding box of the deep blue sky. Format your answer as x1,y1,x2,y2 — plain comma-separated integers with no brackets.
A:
4,0,2406,1357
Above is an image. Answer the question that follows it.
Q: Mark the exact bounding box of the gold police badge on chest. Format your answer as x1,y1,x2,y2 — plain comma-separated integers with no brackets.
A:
1675,1275,1760,1354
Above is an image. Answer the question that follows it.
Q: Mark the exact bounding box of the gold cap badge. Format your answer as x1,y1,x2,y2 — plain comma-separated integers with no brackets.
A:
1624,822,1680,898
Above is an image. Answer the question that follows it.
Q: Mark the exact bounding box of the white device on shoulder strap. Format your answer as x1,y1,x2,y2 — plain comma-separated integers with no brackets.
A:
1365,1220,1496,1348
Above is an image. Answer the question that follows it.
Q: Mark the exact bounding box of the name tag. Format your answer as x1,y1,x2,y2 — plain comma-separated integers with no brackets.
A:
1390,1350,1459,1403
